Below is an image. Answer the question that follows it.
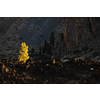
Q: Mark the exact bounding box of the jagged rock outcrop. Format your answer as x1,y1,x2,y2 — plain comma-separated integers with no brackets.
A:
0,17,100,59
53,17,100,58
0,17,57,59
0,17,31,59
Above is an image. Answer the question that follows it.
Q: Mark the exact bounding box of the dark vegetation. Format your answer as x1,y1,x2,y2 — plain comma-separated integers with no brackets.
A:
81,45,89,51
50,31,55,46
73,48,80,54
41,31,55,56
31,48,34,55
30,31,55,56
42,40,52,55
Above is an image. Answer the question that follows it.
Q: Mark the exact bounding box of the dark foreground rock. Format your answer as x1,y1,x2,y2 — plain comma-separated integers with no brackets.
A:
0,57,100,84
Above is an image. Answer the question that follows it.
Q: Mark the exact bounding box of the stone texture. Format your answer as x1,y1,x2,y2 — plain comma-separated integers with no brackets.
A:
0,17,31,59
92,56,100,62
0,17,100,59
53,17,100,58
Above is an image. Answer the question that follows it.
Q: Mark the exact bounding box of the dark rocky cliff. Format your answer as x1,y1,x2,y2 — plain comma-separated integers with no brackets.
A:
0,17,100,60
0,17,57,59
53,17,100,59
0,17,31,59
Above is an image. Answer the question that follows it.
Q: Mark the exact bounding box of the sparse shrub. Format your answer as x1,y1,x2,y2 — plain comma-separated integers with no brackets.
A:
73,48,80,54
44,40,47,51
92,50,98,58
50,31,55,46
42,46,46,53
18,42,29,63
31,48,34,55
46,42,52,55
89,47,94,52
43,40,52,55
81,45,89,51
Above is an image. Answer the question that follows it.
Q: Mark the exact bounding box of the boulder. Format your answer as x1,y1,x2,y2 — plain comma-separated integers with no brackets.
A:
75,56,85,61
92,56,100,62
62,59,70,62
97,60,100,63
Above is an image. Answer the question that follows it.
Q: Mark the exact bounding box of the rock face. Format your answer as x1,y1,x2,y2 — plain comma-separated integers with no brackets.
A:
18,17,57,46
0,17,100,59
0,17,31,59
53,17,100,58
0,17,58,59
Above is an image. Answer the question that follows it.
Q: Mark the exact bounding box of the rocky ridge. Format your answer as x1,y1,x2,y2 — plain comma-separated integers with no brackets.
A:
0,17,31,59
0,17,100,61
52,17,100,61
0,17,57,59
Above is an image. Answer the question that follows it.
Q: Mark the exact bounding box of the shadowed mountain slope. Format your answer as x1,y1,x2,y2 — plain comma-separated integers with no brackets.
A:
0,17,58,59
18,17,57,46
0,17,100,60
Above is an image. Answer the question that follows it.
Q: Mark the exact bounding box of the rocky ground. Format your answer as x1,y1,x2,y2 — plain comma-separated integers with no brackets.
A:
1,56,100,84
